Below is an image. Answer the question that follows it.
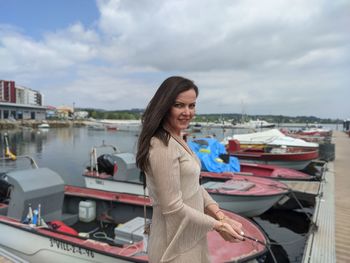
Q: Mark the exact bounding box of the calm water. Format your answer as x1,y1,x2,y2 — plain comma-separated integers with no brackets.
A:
0,126,316,262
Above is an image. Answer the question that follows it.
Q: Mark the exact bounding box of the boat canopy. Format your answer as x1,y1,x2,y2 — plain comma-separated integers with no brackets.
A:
188,138,240,173
223,129,319,148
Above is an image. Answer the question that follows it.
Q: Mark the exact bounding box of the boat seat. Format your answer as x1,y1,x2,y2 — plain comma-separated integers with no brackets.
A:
6,168,65,222
222,180,255,191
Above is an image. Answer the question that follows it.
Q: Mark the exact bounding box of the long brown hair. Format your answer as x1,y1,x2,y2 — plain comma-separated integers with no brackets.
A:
136,76,199,172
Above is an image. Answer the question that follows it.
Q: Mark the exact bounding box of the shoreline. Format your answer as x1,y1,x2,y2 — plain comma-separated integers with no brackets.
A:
0,120,86,130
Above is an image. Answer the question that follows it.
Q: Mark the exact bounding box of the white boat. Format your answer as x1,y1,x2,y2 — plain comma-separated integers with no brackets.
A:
234,119,275,129
87,124,105,131
99,120,141,132
38,123,50,129
223,128,319,149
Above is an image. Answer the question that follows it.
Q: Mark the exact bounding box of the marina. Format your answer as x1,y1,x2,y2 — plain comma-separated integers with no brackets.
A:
1,1,348,261
0,126,348,262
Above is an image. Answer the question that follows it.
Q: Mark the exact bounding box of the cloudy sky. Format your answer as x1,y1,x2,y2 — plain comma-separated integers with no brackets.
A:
0,0,349,118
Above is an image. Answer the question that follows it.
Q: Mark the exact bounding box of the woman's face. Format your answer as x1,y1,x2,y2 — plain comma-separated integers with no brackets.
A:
166,88,197,135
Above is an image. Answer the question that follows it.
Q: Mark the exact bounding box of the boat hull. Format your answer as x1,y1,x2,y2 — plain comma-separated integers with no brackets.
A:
239,158,313,171
207,193,284,217
202,163,314,181
0,219,136,263
202,175,289,217
84,176,148,196
231,149,319,170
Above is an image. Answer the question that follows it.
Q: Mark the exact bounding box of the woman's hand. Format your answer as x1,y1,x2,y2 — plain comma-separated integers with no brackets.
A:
221,216,243,233
213,220,244,242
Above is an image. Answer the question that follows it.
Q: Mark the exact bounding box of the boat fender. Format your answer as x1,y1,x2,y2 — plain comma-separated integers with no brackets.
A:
50,220,78,236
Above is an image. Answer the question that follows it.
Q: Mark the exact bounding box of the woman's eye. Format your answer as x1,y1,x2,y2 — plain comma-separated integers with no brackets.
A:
189,104,196,109
174,103,183,108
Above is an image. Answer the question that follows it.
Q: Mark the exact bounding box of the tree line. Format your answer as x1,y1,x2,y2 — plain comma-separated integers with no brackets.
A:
81,108,340,124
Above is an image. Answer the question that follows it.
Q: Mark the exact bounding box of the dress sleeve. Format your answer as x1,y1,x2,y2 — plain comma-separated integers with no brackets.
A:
149,138,216,262
200,186,218,208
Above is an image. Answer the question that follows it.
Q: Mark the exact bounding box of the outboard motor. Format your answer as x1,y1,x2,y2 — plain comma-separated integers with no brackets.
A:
97,154,116,175
97,153,140,181
0,173,11,203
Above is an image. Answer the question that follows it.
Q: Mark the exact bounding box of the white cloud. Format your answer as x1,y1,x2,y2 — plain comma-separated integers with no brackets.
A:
0,0,349,118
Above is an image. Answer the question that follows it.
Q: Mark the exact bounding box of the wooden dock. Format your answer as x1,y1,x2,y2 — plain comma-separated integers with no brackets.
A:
334,131,350,262
303,131,350,263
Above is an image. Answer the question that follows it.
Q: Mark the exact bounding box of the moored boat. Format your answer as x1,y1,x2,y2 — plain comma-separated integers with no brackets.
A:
223,129,318,149
228,142,319,171
201,175,289,217
202,162,315,181
233,119,275,129
38,121,50,129
0,167,268,262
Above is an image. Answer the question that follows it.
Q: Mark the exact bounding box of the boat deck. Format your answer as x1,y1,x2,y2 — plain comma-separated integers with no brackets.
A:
303,131,350,263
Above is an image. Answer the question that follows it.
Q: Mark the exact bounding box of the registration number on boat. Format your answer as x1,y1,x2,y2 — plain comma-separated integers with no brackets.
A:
49,238,95,258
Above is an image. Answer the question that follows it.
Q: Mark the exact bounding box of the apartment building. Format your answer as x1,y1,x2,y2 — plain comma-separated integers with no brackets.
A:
0,80,46,120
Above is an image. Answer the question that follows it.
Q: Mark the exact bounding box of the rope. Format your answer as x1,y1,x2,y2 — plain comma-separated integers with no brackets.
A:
243,234,278,263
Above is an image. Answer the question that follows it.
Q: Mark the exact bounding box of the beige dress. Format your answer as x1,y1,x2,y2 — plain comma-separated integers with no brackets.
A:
146,136,218,263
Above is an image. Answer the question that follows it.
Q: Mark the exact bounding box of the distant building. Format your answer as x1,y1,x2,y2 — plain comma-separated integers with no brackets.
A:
74,111,89,119
0,80,46,120
15,85,43,106
56,105,73,119
0,80,16,103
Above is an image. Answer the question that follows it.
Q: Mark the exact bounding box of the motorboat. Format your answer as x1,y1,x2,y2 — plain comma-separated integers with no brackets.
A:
227,140,319,170
106,125,118,131
87,124,105,131
202,162,315,181
233,119,275,129
38,121,50,129
280,128,332,144
201,175,289,217
222,129,319,149
0,165,268,262
295,127,332,137
188,137,318,176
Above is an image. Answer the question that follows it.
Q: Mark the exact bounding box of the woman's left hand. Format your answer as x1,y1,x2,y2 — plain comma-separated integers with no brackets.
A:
221,216,244,238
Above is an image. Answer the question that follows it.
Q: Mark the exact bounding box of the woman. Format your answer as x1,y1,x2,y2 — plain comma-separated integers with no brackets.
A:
136,76,244,263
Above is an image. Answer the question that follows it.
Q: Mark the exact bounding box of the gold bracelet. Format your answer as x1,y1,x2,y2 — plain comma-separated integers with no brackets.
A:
220,216,227,221
218,222,225,232
215,210,226,221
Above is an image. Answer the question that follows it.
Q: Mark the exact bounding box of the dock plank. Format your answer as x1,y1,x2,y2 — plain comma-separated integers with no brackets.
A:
334,131,350,263
302,162,336,263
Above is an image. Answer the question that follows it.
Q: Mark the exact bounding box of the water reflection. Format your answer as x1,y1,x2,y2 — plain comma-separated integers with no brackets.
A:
0,128,138,186
253,208,313,263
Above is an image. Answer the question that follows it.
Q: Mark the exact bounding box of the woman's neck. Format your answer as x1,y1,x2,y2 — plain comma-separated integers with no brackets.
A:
163,123,181,138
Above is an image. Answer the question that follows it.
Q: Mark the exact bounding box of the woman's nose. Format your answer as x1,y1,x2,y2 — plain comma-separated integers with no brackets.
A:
182,107,191,115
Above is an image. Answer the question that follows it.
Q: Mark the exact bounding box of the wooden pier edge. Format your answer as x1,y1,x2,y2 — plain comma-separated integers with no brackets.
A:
302,162,336,263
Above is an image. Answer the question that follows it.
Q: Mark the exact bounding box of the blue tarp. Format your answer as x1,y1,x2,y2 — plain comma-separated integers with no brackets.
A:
188,138,240,173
